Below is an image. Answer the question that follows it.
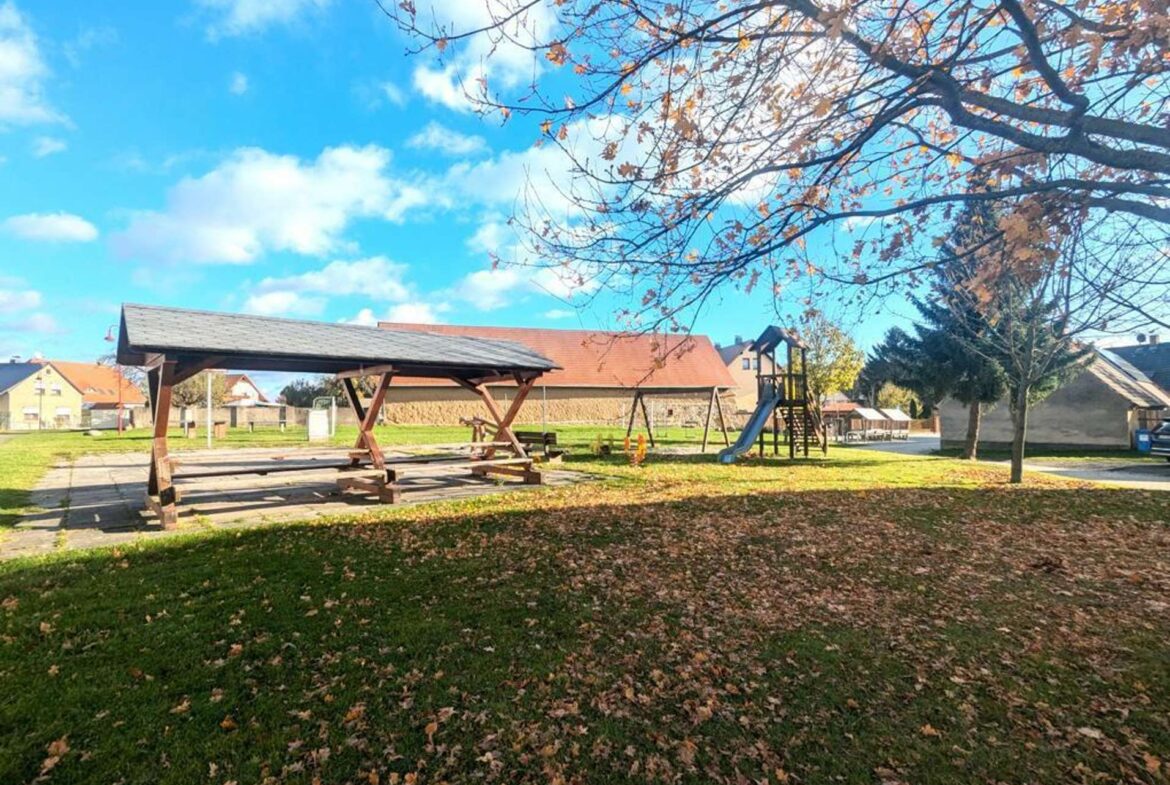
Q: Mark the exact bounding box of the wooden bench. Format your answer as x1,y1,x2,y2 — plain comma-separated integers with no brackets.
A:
514,431,559,455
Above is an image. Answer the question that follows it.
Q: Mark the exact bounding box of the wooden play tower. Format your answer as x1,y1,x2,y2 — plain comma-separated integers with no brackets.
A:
751,326,824,458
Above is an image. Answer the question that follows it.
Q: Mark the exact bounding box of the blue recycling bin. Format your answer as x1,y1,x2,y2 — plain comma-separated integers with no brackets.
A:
1135,429,1152,453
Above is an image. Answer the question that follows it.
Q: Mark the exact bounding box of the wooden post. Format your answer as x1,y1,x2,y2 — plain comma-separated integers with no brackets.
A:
353,373,392,469
714,390,731,447
638,392,655,448
700,387,716,453
455,376,535,459
146,360,178,529
625,392,640,440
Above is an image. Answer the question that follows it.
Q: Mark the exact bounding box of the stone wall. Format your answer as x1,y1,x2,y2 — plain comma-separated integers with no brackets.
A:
382,386,737,428
938,368,1134,450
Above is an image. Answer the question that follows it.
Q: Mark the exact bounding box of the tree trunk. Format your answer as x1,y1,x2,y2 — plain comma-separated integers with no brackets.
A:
1009,386,1029,484
962,401,981,460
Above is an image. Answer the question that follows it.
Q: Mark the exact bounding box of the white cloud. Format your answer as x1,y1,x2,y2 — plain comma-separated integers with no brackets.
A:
409,0,555,110
229,71,249,95
31,135,65,156
451,267,524,310
0,1,64,126
3,212,98,242
406,121,488,157
21,312,63,333
112,145,419,264
380,81,406,107
385,302,445,324
196,0,332,38
0,287,40,312
543,308,573,320
242,290,324,317
347,301,447,326
253,256,411,304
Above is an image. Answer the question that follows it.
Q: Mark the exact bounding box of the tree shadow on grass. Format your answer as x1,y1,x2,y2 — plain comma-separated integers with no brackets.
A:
0,482,1167,785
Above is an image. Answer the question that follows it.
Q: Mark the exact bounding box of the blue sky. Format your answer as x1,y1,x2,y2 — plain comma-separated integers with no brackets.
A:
0,0,910,391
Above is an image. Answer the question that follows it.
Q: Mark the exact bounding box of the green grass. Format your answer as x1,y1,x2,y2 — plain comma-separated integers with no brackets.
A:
2,436,1169,783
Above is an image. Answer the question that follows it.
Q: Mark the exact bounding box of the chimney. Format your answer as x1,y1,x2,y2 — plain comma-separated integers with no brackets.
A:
1151,334,1161,345
734,334,743,345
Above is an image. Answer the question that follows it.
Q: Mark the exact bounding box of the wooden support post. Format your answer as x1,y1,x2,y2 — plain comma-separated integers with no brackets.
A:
714,390,731,447
700,387,716,453
146,360,178,528
625,392,640,440
639,393,655,448
454,376,535,460
350,373,392,469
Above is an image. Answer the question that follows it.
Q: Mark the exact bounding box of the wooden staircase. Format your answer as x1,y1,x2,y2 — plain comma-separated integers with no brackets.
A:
783,406,824,450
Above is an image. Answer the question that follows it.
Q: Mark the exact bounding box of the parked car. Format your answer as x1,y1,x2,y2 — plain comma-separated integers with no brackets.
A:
1151,417,1170,460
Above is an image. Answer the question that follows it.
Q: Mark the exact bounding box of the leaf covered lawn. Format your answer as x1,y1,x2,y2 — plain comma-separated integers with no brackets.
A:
1,449,1168,784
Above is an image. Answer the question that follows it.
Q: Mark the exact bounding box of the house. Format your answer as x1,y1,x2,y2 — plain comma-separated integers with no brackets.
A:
1110,339,1170,390
376,322,736,426
47,360,148,429
0,362,86,431
223,374,270,406
939,348,1170,450
715,335,779,412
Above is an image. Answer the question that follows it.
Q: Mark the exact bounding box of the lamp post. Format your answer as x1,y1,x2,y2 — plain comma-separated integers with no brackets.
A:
34,371,45,430
104,327,125,434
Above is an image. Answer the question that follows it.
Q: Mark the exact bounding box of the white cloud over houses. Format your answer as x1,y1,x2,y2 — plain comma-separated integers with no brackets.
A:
246,256,411,317
0,281,58,336
112,145,415,264
3,212,98,242
406,121,488,157
0,2,64,127
195,0,332,38
0,286,40,312
32,135,66,157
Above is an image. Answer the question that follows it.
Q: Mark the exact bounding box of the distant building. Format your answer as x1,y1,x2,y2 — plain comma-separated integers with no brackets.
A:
939,348,1170,451
48,360,148,429
1110,339,1169,390
715,335,778,413
0,362,85,431
223,373,270,407
377,322,735,426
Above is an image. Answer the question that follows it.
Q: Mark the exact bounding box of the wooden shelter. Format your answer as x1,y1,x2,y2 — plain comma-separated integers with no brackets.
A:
116,304,559,528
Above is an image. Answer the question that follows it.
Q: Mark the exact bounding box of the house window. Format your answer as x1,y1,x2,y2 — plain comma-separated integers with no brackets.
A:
741,358,751,370
752,358,760,370
51,384,62,396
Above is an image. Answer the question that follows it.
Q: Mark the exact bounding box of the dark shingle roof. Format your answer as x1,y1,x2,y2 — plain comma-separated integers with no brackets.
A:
717,340,751,366
0,362,42,395
1093,350,1170,408
116,304,559,380
1109,343,1170,392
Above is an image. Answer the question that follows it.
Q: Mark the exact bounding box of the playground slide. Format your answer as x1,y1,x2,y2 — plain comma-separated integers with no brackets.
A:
718,393,781,464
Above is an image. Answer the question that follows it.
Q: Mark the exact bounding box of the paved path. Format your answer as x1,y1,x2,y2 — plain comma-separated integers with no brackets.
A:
853,434,1170,491
5,447,588,560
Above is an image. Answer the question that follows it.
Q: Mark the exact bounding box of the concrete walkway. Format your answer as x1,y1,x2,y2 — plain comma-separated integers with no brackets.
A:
5,447,587,560
853,433,1170,491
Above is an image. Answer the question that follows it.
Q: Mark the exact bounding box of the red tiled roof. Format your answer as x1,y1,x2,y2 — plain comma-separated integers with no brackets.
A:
379,323,736,389
821,401,860,414
223,373,269,403
46,361,147,406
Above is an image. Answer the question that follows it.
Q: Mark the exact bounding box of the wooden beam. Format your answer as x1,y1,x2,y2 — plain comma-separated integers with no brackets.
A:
336,364,395,380
146,360,178,529
353,372,392,469
638,393,655,448
701,387,716,454
171,355,227,385
342,377,366,422
453,376,535,459
714,391,731,447
625,391,640,440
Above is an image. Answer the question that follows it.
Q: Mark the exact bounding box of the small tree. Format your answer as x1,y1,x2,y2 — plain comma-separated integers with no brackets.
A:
799,315,864,408
171,371,227,408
